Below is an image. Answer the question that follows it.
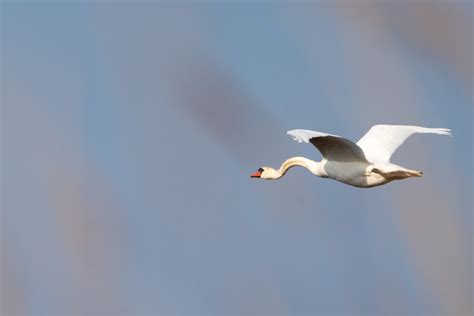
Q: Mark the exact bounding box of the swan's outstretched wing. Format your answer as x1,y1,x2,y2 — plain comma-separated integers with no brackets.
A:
287,129,368,162
356,125,452,163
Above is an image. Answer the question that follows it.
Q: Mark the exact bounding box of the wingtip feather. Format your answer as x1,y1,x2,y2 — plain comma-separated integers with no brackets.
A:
435,128,453,137
287,129,311,143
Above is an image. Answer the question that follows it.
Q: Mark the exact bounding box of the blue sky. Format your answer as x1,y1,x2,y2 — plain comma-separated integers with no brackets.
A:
2,2,472,315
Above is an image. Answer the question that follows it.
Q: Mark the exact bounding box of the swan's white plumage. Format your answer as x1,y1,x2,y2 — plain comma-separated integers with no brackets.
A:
253,124,450,187
356,125,452,163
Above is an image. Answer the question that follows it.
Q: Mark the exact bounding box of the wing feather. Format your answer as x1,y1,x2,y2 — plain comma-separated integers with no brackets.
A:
287,129,368,162
356,124,452,163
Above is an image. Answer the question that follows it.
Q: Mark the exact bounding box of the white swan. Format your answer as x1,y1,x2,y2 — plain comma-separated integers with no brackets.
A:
250,125,451,188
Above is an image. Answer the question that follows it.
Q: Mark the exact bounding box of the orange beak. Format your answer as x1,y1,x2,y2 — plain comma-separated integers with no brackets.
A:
250,171,261,178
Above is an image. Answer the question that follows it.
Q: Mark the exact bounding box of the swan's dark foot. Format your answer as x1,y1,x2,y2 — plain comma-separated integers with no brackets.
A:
413,170,423,177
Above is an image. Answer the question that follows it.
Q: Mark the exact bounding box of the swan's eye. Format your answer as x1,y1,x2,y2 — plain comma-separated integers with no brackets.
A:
258,168,264,173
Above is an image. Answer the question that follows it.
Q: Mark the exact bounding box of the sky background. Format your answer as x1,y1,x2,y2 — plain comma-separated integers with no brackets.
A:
1,1,473,315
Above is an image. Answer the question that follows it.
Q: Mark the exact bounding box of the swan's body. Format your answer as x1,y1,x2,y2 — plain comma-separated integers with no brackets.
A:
251,125,451,188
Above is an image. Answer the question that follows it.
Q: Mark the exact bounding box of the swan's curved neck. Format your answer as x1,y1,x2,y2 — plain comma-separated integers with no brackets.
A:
276,157,325,178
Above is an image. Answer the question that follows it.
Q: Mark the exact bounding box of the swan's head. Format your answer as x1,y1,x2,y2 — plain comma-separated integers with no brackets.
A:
250,167,279,180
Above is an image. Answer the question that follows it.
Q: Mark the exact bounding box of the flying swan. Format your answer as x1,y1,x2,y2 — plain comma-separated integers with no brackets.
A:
250,124,451,188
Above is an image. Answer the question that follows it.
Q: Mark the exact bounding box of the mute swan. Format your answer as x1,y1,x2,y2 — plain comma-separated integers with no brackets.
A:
250,125,451,188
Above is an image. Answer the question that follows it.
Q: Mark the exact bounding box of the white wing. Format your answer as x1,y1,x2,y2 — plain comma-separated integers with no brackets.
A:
287,129,368,162
356,125,452,163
